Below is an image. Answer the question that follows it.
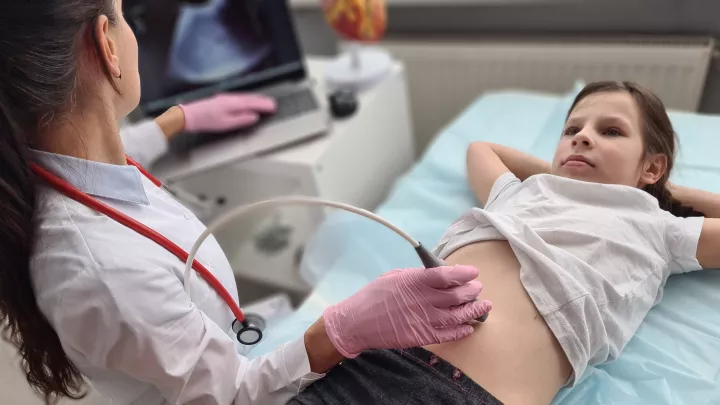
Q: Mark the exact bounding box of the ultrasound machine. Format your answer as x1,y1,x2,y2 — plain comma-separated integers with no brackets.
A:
124,0,330,182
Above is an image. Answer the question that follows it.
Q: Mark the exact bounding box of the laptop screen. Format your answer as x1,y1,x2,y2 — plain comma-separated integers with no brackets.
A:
125,0,306,116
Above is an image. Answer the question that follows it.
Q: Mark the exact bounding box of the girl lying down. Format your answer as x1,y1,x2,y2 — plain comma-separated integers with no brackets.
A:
288,81,720,405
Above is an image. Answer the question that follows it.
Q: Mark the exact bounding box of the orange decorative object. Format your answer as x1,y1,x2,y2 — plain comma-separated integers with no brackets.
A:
321,0,388,42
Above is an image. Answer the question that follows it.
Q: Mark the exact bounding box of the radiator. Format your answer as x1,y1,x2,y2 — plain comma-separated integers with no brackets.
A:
364,37,715,153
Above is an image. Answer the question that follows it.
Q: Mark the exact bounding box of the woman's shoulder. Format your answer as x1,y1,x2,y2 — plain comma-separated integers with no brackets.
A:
33,187,164,282
31,197,183,322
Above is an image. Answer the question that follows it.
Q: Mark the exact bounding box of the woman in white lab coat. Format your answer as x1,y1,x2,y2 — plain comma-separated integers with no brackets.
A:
0,1,491,405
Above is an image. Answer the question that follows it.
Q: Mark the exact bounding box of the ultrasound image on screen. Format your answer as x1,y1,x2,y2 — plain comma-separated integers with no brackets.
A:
168,0,271,83
125,0,303,115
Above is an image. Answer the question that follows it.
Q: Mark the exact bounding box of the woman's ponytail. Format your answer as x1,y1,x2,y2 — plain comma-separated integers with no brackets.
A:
0,93,87,403
1,0,119,402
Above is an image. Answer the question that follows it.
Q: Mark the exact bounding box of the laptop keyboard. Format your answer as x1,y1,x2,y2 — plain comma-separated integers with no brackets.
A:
169,88,319,153
262,89,318,126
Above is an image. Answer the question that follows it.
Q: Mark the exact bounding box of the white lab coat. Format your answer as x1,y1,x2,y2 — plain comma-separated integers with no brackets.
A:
119,119,172,168
30,120,323,405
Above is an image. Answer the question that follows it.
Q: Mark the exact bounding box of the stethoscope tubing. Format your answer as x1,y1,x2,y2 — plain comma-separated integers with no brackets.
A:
29,157,251,332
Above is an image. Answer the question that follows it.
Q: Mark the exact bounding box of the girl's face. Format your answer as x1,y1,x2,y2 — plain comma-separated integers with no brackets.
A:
551,91,666,188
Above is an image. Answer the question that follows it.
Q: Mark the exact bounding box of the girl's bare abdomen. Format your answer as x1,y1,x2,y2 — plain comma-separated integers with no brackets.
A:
424,241,571,405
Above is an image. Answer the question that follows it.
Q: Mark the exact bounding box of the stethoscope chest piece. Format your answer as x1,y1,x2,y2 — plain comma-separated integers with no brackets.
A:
232,314,265,346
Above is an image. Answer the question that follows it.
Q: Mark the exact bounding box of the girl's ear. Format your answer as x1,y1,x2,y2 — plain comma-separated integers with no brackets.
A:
640,153,668,187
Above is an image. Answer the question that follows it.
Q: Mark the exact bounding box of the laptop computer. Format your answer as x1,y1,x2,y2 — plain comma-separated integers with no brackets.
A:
125,0,330,182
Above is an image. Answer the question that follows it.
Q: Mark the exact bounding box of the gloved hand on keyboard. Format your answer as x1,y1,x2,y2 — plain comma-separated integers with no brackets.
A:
179,93,276,133
322,265,492,358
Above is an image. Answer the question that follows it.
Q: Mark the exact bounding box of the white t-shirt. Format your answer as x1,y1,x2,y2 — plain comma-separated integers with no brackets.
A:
433,173,705,385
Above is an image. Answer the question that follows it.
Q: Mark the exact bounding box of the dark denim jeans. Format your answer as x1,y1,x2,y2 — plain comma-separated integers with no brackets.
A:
288,348,504,405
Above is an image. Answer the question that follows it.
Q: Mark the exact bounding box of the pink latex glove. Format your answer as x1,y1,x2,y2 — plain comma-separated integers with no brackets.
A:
179,93,277,133
323,265,492,358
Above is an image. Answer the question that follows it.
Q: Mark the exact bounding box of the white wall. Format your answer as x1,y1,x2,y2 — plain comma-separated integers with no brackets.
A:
290,0,720,114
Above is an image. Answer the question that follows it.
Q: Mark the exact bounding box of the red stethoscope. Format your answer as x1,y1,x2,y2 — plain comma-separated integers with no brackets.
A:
29,156,263,346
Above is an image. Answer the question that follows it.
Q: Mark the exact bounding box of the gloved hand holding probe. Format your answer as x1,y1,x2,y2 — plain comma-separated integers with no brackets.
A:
323,265,492,358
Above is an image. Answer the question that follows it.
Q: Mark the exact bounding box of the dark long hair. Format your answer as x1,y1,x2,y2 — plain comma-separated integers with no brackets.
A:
567,81,704,218
0,0,119,402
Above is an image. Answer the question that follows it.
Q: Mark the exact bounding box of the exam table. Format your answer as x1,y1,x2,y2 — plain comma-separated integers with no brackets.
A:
252,84,720,404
